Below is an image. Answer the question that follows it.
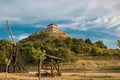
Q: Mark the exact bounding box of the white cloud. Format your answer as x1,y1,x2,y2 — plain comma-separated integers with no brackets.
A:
0,0,120,48
14,34,29,41
0,0,119,22
0,0,119,33
101,38,119,49
9,34,29,42
92,16,120,37
0,16,22,21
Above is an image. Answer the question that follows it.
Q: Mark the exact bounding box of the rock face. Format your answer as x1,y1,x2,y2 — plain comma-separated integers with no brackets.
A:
32,23,70,38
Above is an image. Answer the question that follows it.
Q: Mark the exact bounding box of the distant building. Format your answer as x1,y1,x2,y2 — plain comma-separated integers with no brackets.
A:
45,23,63,33
32,23,70,38
45,23,60,33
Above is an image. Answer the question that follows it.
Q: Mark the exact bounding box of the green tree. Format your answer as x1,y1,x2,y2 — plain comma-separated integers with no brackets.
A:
94,41,107,49
64,38,73,47
4,58,10,79
71,44,81,54
58,47,76,62
90,47,98,56
117,40,120,48
20,41,35,65
85,38,93,45
72,38,79,44
32,47,46,80
0,39,12,65
84,46,92,55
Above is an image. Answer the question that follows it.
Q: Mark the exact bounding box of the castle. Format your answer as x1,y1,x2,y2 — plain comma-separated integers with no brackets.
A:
32,23,70,38
45,24,62,33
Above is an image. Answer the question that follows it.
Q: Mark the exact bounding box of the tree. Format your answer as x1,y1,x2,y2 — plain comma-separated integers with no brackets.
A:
0,39,12,65
94,41,107,49
5,58,10,79
58,47,77,62
72,38,79,44
85,38,93,45
20,41,35,65
64,38,73,47
90,47,98,56
32,47,46,80
117,40,120,48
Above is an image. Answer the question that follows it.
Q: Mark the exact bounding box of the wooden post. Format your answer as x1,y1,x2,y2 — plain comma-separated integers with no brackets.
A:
82,63,85,80
104,63,107,77
38,59,41,80
50,59,54,76
57,61,61,76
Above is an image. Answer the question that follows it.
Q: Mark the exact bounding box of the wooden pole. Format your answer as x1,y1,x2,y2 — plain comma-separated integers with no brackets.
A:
104,63,107,77
58,61,60,76
82,63,85,80
38,59,41,80
6,20,16,45
50,59,54,76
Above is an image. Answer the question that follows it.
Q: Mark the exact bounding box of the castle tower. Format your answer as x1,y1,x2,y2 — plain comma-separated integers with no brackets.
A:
46,23,60,33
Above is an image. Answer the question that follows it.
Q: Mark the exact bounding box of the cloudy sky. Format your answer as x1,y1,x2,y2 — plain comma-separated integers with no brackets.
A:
0,0,120,48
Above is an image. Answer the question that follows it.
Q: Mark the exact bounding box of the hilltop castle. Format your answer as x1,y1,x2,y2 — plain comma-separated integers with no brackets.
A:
32,23,70,38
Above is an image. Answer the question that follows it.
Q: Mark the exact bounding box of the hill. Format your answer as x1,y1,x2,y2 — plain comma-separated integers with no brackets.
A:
21,23,70,42
32,23,70,38
0,23,120,66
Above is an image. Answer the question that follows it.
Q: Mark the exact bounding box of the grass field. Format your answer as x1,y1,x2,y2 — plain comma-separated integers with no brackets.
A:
0,56,120,80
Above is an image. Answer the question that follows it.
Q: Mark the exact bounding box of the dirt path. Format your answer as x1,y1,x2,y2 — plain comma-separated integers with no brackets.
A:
0,72,120,80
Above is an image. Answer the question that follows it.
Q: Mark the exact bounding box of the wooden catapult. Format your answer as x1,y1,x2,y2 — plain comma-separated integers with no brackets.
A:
6,20,28,73
6,20,61,76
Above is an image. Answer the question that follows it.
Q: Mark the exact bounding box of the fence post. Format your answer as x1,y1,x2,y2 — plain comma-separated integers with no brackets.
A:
82,63,86,80
104,62,107,77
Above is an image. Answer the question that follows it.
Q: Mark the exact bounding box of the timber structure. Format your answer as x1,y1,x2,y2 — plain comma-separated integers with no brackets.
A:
6,20,28,73
42,54,61,76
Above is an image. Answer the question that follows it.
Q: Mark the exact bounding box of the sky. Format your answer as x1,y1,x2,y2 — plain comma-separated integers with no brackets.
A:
0,0,120,49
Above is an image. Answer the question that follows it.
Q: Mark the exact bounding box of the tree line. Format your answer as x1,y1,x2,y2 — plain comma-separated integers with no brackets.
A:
0,35,120,66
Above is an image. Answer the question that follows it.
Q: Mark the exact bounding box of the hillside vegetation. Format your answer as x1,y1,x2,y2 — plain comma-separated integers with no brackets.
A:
0,34,120,66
